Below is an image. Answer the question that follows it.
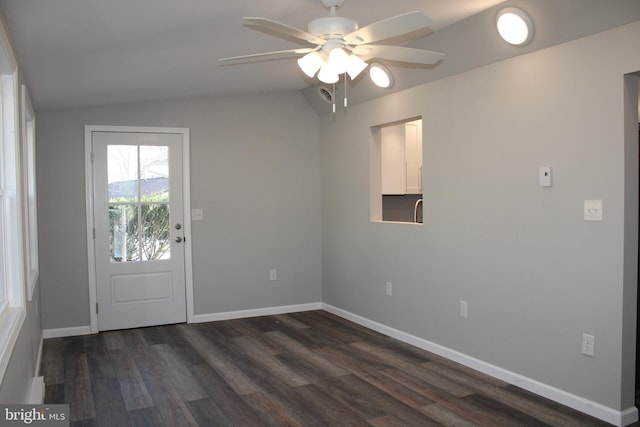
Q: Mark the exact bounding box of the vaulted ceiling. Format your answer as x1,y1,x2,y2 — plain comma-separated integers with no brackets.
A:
0,0,639,112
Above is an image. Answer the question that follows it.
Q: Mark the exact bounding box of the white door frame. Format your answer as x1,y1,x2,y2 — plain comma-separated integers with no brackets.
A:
84,125,194,333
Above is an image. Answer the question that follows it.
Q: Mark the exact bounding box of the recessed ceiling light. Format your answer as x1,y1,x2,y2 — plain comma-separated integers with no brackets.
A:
369,63,393,88
496,7,534,46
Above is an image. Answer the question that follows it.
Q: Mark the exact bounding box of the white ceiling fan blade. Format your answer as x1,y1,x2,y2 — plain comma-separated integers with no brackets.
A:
243,17,326,46
359,45,444,65
343,11,433,45
219,48,315,63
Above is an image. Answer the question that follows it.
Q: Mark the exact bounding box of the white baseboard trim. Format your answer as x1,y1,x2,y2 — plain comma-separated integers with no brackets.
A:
621,407,640,427
34,331,43,378
27,376,44,404
191,302,323,323
322,303,638,427
22,333,45,404
43,304,325,337
43,325,92,339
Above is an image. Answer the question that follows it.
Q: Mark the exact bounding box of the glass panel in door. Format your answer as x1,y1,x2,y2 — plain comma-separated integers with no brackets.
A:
107,145,170,263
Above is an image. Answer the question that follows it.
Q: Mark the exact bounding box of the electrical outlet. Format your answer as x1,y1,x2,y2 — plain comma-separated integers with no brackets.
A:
270,269,277,281
386,282,392,296
460,301,468,318
581,333,595,356
584,200,603,221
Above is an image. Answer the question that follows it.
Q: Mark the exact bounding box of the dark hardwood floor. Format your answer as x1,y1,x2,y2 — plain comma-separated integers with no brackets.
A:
42,310,623,426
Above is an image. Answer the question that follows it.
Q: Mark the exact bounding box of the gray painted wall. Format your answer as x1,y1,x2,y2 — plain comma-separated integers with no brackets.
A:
320,21,640,412
37,92,322,329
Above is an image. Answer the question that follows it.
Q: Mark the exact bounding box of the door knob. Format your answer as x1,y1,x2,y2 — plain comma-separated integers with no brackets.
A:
175,223,182,230
175,236,183,243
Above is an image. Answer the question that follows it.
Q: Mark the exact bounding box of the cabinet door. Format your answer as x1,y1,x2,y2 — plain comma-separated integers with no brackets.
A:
381,125,406,195
405,123,422,194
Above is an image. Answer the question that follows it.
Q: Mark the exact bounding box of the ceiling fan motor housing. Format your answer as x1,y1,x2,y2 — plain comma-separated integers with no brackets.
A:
308,16,358,38
321,0,345,9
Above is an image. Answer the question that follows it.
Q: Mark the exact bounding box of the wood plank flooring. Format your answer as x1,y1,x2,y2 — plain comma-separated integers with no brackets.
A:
42,310,619,426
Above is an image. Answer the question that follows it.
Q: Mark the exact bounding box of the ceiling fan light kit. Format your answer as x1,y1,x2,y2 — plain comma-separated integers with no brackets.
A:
318,63,340,84
300,47,368,83
220,0,445,108
298,51,324,78
346,54,368,80
327,46,350,74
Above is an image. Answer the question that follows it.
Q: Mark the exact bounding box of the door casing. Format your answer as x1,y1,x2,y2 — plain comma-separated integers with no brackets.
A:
84,125,194,333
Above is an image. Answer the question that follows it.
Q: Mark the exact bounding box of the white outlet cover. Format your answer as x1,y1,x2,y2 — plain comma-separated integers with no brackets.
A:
539,166,552,187
460,301,468,318
581,333,595,356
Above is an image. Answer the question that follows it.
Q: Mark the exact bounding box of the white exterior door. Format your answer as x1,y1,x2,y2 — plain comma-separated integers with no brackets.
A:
91,130,187,331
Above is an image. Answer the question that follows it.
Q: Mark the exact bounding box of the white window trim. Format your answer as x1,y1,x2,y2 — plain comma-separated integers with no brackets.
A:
21,84,38,300
0,307,26,383
0,15,26,383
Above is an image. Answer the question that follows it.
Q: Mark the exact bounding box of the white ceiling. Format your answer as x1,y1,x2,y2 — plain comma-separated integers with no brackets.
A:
0,0,506,110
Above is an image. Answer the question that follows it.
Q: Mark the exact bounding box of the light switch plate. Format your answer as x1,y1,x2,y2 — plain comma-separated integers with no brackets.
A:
584,200,603,221
191,208,204,221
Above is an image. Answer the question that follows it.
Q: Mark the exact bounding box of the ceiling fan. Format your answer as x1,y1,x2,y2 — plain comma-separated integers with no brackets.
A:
219,0,444,87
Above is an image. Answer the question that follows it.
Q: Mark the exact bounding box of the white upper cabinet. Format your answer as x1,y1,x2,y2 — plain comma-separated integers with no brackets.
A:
381,120,422,195
381,124,406,195
405,122,422,194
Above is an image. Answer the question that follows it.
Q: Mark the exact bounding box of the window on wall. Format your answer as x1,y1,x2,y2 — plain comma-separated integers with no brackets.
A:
370,118,423,223
22,85,38,300
0,73,15,313
0,25,26,383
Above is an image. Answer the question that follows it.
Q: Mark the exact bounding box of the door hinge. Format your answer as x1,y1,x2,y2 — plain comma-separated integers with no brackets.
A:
95,303,99,314
92,228,96,239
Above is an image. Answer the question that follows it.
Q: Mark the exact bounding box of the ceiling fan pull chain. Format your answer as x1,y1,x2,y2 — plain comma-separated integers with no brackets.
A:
344,74,348,108
332,83,336,113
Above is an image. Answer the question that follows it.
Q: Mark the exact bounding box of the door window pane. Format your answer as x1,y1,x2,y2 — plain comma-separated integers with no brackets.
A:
107,144,171,263
140,146,169,202
108,145,138,203
109,204,138,262
141,203,170,261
